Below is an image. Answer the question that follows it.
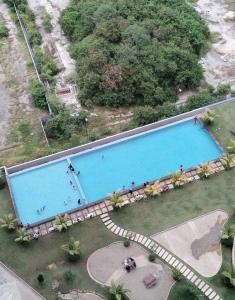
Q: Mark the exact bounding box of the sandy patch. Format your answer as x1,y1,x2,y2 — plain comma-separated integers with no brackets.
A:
59,291,104,300
152,210,228,277
87,242,174,300
195,0,235,88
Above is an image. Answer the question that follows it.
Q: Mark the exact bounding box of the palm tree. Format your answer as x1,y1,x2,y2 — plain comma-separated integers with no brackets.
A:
0,214,17,231
221,154,235,170
202,109,216,125
55,213,70,232
197,163,212,179
109,281,129,300
61,237,82,261
15,229,30,244
227,139,235,154
145,180,161,196
171,171,187,187
222,270,235,288
222,225,235,247
108,190,124,209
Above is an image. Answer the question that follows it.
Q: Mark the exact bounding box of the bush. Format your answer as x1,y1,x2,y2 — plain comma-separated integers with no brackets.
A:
123,239,130,247
172,268,183,281
148,251,157,262
30,81,47,109
37,273,44,285
213,84,231,98
0,25,9,39
42,13,53,33
63,270,75,282
0,174,5,189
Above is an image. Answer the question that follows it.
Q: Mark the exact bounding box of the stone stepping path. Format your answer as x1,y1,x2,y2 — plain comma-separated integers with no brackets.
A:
100,213,223,300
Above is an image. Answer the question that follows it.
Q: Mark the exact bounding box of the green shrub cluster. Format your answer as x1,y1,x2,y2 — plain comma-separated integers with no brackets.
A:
42,12,53,33
123,239,130,247
60,0,209,107
34,47,58,82
148,251,157,262
4,0,42,46
30,81,47,109
0,174,5,189
133,84,231,126
0,25,9,39
44,99,89,139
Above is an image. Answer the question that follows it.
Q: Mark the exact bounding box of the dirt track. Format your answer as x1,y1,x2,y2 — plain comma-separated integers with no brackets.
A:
196,0,235,88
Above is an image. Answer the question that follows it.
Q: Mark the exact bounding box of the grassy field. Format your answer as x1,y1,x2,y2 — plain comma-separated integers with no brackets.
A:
0,188,119,300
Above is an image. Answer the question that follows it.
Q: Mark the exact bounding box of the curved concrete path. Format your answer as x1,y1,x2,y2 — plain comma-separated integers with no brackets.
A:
100,213,223,300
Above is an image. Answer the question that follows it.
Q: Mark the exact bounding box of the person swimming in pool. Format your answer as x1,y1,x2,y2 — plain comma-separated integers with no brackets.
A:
68,163,75,172
78,199,81,205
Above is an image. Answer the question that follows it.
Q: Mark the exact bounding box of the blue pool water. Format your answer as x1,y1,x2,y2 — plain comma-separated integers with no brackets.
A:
9,119,223,225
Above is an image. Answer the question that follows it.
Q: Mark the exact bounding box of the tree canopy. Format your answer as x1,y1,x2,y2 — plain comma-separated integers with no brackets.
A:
60,0,209,107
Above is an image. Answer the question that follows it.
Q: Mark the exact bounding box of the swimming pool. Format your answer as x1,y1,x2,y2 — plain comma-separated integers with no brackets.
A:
8,119,223,225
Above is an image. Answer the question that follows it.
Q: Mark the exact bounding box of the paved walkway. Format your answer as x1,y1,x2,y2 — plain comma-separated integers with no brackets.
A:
0,262,44,300
100,213,223,300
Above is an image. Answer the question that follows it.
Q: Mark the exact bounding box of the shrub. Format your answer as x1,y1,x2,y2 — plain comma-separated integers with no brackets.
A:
213,83,231,98
171,172,187,187
37,273,44,285
148,251,157,262
227,139,235,154
172,268,183,281
123,239,130,247
201,109,216,125
63,270,75,282
42,12,53,33
0,174,5,189
0,25,9,38
30,81,47,109
197,163,212,179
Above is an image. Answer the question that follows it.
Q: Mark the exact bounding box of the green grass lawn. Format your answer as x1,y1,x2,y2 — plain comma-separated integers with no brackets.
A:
210,100,235,148
0,188,118,300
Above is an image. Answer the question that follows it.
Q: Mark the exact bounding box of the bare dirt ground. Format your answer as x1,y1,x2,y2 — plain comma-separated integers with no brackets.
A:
27,0,81,110
0,1,44,163
87,242,174,300
152,210,228,278
28,0,75,79
195,0,235,89
59,291,104,300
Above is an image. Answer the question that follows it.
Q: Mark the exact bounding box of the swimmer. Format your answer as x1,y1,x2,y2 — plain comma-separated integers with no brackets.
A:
78,199,81,205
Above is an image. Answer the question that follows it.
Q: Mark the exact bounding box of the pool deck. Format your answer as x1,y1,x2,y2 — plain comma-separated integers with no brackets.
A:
25,158,227,237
